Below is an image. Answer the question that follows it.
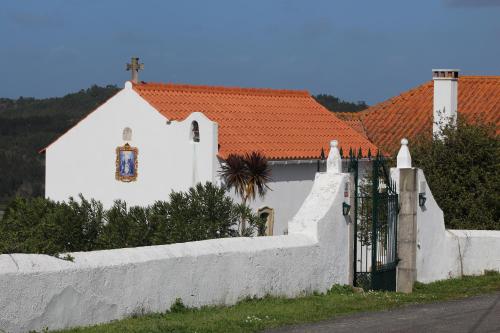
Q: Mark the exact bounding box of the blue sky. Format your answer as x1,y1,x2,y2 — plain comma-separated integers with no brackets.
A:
1,0,499,104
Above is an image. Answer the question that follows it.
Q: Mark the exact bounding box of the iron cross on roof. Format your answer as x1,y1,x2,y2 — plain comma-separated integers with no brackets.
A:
126,57,144,83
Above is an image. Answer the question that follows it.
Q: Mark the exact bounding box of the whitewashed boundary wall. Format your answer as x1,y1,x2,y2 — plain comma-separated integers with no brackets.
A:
392,148,500,284
0,172,350,333
414,169,500,282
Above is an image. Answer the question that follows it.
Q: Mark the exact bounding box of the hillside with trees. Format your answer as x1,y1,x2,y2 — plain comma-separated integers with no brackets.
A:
0,87,363,205
0,85,119,204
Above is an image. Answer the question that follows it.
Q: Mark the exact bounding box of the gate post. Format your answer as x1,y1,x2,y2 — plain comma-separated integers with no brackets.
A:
348,171,355,286
347,152,358,287
396,139,418,293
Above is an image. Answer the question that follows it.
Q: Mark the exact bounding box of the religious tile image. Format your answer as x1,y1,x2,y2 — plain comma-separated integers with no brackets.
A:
120,150,135,176
115,144,138,182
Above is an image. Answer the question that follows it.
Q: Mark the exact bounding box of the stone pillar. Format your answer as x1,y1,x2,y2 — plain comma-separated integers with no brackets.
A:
397,168,418,293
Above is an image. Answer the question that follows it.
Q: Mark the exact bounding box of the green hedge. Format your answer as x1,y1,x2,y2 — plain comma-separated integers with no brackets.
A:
0,182,265,256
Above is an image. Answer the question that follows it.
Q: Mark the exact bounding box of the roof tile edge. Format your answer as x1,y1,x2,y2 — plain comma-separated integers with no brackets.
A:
132,82,311,97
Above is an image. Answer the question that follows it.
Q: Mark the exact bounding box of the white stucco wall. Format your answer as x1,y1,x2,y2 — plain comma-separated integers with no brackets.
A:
229,162,317,235
45,82,218,208
0,172,351,333
393,168,500,283
447,229,500,276
413,170,461,282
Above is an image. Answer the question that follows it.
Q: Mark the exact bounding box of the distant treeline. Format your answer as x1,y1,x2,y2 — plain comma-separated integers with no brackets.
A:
313,94,368,113
0,86,365,204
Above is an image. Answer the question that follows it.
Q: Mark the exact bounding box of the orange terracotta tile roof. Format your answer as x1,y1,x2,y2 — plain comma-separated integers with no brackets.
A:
133,82,379,160
334,112,369,139
337,76,500,154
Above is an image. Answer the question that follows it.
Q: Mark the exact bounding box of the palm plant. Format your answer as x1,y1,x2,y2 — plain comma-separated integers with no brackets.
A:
219,152,271,233
219,154,248,201
242,152,272,203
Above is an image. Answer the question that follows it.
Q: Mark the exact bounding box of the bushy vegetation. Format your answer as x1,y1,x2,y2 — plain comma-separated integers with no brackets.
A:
411,120,499,230
0,182,265,256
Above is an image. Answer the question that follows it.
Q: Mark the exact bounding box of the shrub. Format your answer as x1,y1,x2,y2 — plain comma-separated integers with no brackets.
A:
0,182,264,255
411,120,499,230
169,298,187,313
0,195,104,255
168,182,240,242
151,182,259,244
66,196,105,251
97,202,154,249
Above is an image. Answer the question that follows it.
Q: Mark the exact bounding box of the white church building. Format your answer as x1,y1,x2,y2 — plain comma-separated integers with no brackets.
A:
42,62,377,235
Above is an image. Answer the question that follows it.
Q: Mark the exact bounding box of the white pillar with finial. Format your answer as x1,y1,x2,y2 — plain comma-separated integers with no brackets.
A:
397,138,412,168
327,140,342,174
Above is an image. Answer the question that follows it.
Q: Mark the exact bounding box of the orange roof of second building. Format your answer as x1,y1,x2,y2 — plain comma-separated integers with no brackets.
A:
337,76,500,154
133,82,378,160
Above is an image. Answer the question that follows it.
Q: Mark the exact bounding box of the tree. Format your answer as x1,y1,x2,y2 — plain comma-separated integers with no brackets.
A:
410,119,499,230
219,152,271,232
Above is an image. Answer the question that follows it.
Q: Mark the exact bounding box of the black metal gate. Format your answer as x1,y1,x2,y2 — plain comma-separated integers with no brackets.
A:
349,153,399,291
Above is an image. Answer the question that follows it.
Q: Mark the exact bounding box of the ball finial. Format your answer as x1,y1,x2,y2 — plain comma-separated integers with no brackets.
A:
397,137,412,168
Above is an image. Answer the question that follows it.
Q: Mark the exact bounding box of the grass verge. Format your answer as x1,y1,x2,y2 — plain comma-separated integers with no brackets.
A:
55,272,500,333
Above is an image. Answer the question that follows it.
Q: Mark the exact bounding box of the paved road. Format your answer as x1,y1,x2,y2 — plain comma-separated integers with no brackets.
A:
264,292,500,333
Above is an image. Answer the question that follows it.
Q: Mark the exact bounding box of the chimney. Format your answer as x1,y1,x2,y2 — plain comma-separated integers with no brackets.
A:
432,69,459,138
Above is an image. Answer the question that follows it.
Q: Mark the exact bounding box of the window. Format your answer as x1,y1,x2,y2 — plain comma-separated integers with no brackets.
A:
191,121,200,142
122,127,132,141
257,207,274,236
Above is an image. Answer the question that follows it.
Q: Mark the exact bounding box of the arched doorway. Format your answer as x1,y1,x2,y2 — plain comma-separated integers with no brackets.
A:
257,207,274,236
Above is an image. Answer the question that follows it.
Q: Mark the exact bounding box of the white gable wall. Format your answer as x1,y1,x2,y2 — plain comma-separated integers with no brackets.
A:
45,83,218,207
